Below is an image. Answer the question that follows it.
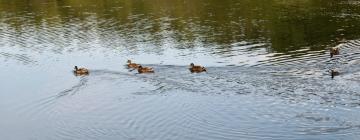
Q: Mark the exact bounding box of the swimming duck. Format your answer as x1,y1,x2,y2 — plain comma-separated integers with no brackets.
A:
329,47,339,58
138,65,154,73
74,66,89,75
127,60,140,69
330,69,339,79
189,63,206,73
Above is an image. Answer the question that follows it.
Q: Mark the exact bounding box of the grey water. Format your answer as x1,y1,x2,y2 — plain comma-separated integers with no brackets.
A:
0,0,360,139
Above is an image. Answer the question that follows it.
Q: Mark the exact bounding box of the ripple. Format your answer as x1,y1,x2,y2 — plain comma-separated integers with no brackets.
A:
8,63,360,139
0,52,36,64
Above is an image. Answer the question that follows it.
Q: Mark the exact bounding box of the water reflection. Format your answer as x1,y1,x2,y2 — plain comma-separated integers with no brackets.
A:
1,0,360,64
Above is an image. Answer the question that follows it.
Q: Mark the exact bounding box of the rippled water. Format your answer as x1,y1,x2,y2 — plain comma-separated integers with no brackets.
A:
1,0,360,139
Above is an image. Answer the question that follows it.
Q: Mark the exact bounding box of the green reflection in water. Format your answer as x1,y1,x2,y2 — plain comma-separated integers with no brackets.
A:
0,0,360,54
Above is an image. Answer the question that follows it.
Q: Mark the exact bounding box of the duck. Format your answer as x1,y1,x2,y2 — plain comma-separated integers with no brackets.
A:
330,69,339,79
329,47,340,58
74,66,89,75
137,65,154,73
127,60,140,69
189,63,206,73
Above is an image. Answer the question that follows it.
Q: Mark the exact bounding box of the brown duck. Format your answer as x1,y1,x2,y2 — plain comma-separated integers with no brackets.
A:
74,66,89,75
189,63,206,73
127,60,140,69
138,65,154,73
329,47,340,58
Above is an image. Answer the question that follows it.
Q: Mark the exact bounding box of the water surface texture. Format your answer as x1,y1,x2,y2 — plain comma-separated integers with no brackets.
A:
1,0,360,140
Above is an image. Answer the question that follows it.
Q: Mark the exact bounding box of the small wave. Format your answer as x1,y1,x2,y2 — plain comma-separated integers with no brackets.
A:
0,52,36,64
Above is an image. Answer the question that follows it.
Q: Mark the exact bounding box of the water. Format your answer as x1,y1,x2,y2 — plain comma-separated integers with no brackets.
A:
0,0,360,139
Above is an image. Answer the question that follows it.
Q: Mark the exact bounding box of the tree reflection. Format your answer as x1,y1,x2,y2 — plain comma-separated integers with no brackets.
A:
0,0,359,55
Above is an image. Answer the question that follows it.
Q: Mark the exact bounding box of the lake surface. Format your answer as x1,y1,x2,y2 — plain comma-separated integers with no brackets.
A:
1,0,360,139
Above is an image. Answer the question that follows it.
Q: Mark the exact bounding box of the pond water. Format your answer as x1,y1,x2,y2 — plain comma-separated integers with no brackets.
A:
1,0,360,139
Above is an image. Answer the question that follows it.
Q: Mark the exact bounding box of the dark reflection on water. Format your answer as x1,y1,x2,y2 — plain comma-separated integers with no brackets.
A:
0,0,360,140
1,0,360,65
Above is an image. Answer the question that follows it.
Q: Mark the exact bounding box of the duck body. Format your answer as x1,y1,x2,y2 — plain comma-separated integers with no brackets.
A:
74,66,89,75
127,60,140,69
189,63,206,73
330,47,340,58
138,65,154,73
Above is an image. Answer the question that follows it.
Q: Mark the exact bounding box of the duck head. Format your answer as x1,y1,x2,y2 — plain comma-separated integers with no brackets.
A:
74,66,78,71
127,60,132,64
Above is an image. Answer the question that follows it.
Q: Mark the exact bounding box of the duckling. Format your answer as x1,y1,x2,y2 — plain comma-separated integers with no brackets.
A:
329,47,340,58
74,66,89,75
189,63,206,73
138,65,154,73
127,60,140,69
330,69,340,79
